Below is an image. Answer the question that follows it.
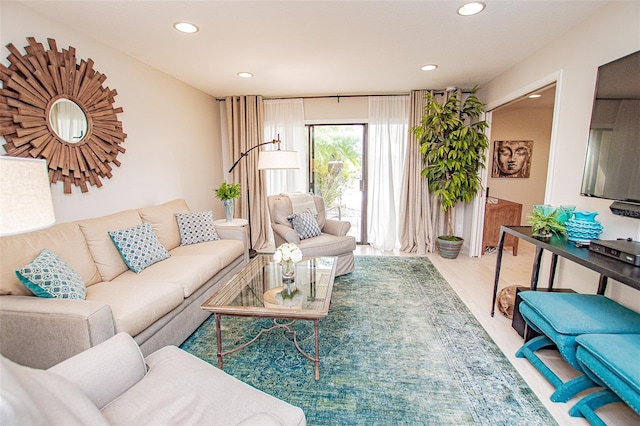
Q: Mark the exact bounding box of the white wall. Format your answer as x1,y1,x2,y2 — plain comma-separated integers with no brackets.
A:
1,2,224,223
479,1,640,308
304,97,368,123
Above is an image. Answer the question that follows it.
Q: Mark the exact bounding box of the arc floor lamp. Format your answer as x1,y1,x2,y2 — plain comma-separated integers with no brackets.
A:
228,135,300,257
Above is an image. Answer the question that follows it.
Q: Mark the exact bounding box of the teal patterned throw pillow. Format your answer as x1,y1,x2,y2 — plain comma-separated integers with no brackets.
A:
16,249,86,299
108,222,170,273
175,211,220,246
287,208,322,240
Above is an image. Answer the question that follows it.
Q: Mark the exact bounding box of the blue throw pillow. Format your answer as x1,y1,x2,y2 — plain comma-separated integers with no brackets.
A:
15,249,86,299
108,222,170,273
175,211,220,246
287,208,322,240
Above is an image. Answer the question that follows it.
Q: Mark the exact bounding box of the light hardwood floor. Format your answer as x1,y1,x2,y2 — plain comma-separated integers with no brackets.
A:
355,243,639,426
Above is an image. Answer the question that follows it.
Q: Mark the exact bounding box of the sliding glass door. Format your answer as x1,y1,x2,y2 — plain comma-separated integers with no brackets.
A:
307,124,366,244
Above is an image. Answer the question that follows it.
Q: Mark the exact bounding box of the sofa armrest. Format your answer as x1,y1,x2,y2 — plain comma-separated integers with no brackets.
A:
323,219,351,237
49,333,146,409
272,223,301,244
0,296,116,369
216,227,249,263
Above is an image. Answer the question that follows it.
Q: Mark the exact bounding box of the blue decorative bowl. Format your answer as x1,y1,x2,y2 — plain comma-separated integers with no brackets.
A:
566,211,603,244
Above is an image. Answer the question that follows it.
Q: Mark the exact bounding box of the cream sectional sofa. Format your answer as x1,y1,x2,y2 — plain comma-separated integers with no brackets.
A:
0,199,248,369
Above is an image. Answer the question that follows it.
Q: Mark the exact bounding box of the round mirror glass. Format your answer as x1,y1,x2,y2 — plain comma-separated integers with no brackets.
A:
49,98,88,143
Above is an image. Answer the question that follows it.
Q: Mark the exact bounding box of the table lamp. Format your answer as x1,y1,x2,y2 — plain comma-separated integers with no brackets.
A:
0,157,56,236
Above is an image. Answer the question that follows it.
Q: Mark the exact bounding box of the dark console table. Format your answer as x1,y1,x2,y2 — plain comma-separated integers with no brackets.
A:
490,225,640,316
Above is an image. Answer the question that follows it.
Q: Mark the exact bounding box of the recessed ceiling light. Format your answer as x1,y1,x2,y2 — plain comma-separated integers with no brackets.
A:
173,22,199,34
528,94,542,99
237,72,253,78
421,64,438,71
457,2,486,16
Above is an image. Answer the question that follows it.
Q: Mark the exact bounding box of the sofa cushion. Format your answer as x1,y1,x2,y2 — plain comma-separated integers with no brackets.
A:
296,233,357,257
138,199,191,251
175,211,220,246
0,355,109,425
170,239,245,267
282,192,317,214
287,208,322,240
271,196,296,227
16,249,86,300
108,223,171,273
0,223,101,296
113,255,223,298
86,281,184,337
101,345,306,426
270,195,326,230
77,210,143,282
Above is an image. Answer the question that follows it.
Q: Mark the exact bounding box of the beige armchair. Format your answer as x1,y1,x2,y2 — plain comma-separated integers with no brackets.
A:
1,332,305,425
267,194,356,276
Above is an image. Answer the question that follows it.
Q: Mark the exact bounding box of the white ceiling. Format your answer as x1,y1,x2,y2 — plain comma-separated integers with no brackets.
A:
20,1,610,98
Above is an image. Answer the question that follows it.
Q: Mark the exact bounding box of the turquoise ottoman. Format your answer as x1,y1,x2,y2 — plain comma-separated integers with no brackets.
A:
515,292,640,402
570,334,640,425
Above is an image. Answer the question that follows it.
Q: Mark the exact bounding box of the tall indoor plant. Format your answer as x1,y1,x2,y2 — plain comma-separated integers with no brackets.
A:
411,89,489,258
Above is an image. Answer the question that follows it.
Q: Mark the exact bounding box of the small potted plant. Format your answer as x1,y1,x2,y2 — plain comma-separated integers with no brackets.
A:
527,206,566,241
214,182,241,221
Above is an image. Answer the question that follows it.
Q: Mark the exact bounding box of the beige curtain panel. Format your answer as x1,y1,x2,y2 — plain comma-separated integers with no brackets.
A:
399,89,453,254
225,96,271,251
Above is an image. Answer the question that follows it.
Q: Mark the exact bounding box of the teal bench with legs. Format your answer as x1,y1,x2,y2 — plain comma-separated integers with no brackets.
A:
515,292,640,403
569,334,640,425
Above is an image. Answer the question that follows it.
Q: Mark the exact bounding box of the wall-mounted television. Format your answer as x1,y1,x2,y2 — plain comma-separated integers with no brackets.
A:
580,50,640,219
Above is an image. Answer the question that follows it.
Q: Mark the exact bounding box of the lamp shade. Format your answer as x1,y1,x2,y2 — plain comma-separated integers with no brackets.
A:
258,150,301,170
0,157,56,236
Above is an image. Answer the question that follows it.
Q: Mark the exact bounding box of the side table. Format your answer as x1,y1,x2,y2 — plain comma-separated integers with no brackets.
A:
213,218,256,258
490,225,640,317
213,218,248,228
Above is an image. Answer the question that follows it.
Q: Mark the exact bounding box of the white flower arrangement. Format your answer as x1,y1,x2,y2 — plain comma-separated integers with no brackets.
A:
273,242,303,264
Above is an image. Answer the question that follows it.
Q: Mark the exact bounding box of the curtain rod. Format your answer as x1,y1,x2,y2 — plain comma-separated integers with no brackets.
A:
215,89,474,102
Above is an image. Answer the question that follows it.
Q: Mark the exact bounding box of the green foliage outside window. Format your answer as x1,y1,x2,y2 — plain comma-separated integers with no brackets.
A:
312,126,361,208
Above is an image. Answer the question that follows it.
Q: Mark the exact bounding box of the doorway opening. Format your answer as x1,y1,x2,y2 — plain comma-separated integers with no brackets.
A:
474,83,557,256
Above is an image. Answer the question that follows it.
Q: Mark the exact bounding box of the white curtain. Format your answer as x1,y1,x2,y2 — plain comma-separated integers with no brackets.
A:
263,99,307,195
367,95,410,250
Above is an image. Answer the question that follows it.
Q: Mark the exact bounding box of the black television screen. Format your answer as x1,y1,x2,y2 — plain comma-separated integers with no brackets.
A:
580,50,640,216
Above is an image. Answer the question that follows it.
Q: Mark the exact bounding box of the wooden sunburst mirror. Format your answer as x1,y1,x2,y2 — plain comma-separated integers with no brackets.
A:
0,37,126,193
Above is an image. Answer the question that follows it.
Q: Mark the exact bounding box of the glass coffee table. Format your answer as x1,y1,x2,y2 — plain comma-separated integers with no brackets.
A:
201,255,336,380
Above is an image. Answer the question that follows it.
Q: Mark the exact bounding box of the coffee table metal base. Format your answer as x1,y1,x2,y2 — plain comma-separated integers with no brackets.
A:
215,313,321,380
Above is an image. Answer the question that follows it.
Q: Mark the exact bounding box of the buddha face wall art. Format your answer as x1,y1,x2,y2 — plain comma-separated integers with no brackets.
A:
491,140,533,178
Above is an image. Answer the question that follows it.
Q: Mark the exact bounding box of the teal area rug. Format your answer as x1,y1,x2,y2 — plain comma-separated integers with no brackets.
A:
181,256,556,425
